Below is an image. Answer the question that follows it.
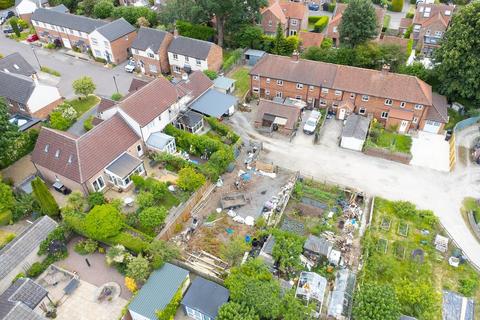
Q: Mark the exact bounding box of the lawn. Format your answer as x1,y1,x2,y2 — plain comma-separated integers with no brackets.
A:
366,122,412,154
67,95,100,117
230,67,250,98
383,14,391,30
359,198,480,320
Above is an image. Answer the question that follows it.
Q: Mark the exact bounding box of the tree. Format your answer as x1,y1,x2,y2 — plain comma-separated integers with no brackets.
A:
136,16,150,28
281,290,312,320
72,76,96,98
0,180,15,215
158,0,208,26
112,6,157,26
389,0,403,12
434,2,480,104
218,302,260,320
177,167,206,192
84,204,123,240
138,206,167,231
221,236,250,266
126,255,150,282
231,25,263,48
395,280,440,319
93,0,114,18
339,0,378,47
353,283,401,320
31,177,60,217
272,230,304,277
9,17,21,37
197,0,267,47
0,99,21,168
76,0,96,16
145,240,179,269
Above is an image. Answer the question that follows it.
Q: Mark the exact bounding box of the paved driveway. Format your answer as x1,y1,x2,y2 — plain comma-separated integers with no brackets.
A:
410,131,450,172
228,112,480,269
0,32,137,99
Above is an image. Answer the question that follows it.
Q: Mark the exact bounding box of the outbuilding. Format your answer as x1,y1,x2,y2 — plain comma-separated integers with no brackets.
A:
244,49,266,66
181,277,229,320
213,76,236,94
340,114,371,151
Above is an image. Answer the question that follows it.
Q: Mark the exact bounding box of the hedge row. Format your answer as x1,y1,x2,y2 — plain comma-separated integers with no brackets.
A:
314,16,329,33
204,117,240,144
222,49,243,72
0,129,38,170
308,16,322,23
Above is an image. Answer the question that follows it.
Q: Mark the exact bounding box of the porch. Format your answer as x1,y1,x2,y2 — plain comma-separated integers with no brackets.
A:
104,153,146,192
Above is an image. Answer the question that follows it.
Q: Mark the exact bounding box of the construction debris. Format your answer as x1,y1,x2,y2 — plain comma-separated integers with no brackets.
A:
184,250,229,277
221,193,248,209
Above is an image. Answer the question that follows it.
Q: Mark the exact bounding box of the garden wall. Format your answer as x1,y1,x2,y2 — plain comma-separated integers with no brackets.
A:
363,147,412,164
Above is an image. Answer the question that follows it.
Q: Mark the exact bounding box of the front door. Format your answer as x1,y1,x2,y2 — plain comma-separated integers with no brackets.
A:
338,108,346,120
62,38,71,48
137,144,144,157
399,120,409,133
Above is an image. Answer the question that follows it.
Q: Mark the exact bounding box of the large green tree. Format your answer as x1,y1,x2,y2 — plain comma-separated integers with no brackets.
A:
72,76,96,98
138,206,167,231
353,283,401,320
339,0,378,47
0,99,21,168
272,230,304,277
218,302,260,320
197,0,267,47
31,177,60,217
84,204,123,240
93,0,114,19
434,1,480,104
158,0,209,26
145,240,179,269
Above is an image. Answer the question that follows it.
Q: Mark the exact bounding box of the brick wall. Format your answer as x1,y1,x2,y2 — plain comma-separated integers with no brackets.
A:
207,44,223,72
31,97,63,119
110,30,137,64
363,147,412,164
261,10,283,35
132,54,162,76
159,33,174,74
33,25,87,47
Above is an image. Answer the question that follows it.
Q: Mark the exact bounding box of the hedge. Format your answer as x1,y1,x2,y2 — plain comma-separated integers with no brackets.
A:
0,0,14,9
32,177,60,217
221,49,243,72
308,16,322,23
0,129,38,170
327,3,336,12
205,117,240,144
176,20,214,41
0,210,12,226
314,16,329,32
406,38,414,54
389,0,404,12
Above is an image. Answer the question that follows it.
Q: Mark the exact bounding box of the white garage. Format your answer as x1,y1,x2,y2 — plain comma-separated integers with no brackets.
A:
422,93,449,134
340,114,371,151
423,120,442,134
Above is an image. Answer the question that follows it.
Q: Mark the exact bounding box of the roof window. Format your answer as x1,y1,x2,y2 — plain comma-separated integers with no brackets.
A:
55,149,60,158
44,144,49,153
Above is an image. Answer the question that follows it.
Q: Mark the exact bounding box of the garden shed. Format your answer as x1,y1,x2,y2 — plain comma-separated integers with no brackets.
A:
128,263,190,320
303,235,333,259
327,268,356,319
213,76,236,94
244,49,266,66
181,277,229,320
340,114,371,151
442,290,475,320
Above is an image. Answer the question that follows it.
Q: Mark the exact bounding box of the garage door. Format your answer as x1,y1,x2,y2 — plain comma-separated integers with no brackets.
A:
423,120,441,134
62,38,71,49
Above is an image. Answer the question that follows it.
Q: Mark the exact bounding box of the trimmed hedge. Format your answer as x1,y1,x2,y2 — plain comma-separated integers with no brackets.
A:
0,211,12,226
176,20,214,41
389,0,404,12
205,117,240,144
308,16,322,23
314,16,329,32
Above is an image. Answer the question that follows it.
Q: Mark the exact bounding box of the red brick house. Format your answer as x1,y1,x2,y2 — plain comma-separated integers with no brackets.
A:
413,3,455,57
250,53,448,134
131,27,174,76
325,3,386,47
260,0,307,36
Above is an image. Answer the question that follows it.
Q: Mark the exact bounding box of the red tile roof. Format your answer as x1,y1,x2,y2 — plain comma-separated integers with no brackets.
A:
119,76,184,127
413,3,454,26
32,113,140,184
175,71,213,101
97,97,116,113
261,2,287,24
299,31,324,48
279,2,307,20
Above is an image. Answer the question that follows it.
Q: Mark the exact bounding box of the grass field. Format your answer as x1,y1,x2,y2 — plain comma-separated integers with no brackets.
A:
359,198,480,319
230,67,250,98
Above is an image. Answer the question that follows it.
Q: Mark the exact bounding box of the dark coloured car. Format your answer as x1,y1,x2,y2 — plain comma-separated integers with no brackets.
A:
3,25,23,34
0,11,15,25
308,2,320,10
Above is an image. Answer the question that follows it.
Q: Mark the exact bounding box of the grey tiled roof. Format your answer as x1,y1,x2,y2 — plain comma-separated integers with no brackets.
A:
304,234,333,256
168,36,213,60
95,18,136,41
132,27,169,52
0,53,36,77
0,71,35,105
129,263,189,320
31,8,106,33
181,277,229,319
0,216,58,280
0,278,47,320
341,114,371,140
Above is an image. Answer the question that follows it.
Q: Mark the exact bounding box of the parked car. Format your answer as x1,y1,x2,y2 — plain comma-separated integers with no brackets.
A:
124,59,136,73
27,34,39,42
0,11,15,25
3,25,23,34
303,110,321,134
308,3,320,10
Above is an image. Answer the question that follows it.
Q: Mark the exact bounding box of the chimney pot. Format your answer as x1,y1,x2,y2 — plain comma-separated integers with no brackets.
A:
292,50,300,61
381,64,390,74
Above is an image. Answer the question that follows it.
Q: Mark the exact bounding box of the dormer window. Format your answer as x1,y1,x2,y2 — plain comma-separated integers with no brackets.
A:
44,144,49,153
55,150,60,158
68,155,73,164
385,99,393,106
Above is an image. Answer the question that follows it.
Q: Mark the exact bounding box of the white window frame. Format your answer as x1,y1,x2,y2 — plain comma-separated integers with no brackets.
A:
173,53,178,60
266,78,270,83
265,89,270,96
253,75,259,80
295,95,302,100
276,91,283,98
252,87,260,93
384,99,393,106
350,93,355,99
413,117,419,124
415,104,424,110
309,85,314,91
320,99,326,106
400,102,406,108
196,59,201,66
276,80,283,86
381,111,389,119
296,83,303,89
321,88,329,94
362,95,369,101
92,176,106,192
359,107,366,115
335,90,342,96
333,26,337,33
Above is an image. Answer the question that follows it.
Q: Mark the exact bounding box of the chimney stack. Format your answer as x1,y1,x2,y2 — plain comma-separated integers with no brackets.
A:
292,50,300,62
381,64,390,75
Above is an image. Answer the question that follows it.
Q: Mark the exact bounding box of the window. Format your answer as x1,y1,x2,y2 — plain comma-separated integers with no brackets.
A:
173,65,181,73
252,87,259,93
39,22,44,27
268,20,272,27
435,31,443,37
335,90,342,96
309,85,314,91
59,27,64,32
277,80,283,86
296,95,302,100
359,107,366,115
415,104,424,110
104,41,110,48
253,75,259,80
426,29,431,35
55,149,60,158
92,176,105,192
362,95,369,101
381,111,389,119
276,91,283,98
291,19,298,26
173,53,178,60
91,38,98,45
186,307,204,320
445,10,451,16
296,83,303,89
384,99,393,105
321,88,329,94
149,64,158,73
32,20,37,26
266,78,270,83
414,25,421,32
413,117,419,124
400,102,406,108
350,93,355,99
333,26,337,33
147,52,154,58
44,144,49,153
132,49,137,55
196,59,201,66
265,89,270,96
320,99,326,106
94,50,101,57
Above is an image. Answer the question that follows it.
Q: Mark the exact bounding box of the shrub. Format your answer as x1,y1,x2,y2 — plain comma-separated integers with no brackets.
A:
112,6,157,26
145,240,179,269
125,277,137,293
459,277,479,296
94,57,107,64
157,285,183,320
73,76,96,98
404,24,413,39
12,272,25,283
176,20,214,41
138,206,167,231
40,66,61,77
152,152,191,172
27,262,45,278
205,117,240,143
203,70,218,80
84,204,124,240
17,18,28,29
314,16,329,33
32,177,60,217
87,192,105,207
106,245,127,265
44,43,56,49
83,115,94,131
0,129,38,170
308,16,322,23
108,232,149,253
407,38,413,54
38,226,68,258
0,0,14,10
93,0,114,18
177,167,206,192
126,255,150,282
49,102,78,131
327,3,336,12
222,49,243,71
389,0,403,12
405,12,414,19
111,92,123,101
74,238,98,255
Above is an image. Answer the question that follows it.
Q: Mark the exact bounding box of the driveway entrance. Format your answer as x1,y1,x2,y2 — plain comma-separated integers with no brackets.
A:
410,131,450,172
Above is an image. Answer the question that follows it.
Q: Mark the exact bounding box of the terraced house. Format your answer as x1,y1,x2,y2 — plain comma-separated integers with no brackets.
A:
131,27,174,76
250,53,449,134
31,8,136,64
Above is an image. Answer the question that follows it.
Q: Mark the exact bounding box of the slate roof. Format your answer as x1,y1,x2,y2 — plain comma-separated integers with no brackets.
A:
95,18,135,41
303,234,333,256
181,277,229,319
31,113,140,184
31,8,106,33
0,216,58,280
129,263,189,320
175,71,213,101
0,278,47,320
177,110,203,128
0,71,35,105
120,76,184,126
0,53,36,77
255,99,301,131
189,89,237,118
213,76,236,91
342,114,371,140
132,27,170,52
442,290,474,320
105,152,142,178
168,36,214,60
428,92,449,123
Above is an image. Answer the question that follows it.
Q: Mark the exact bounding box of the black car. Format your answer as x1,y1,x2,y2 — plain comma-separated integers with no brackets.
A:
3,25,23,34
0,11,15,25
